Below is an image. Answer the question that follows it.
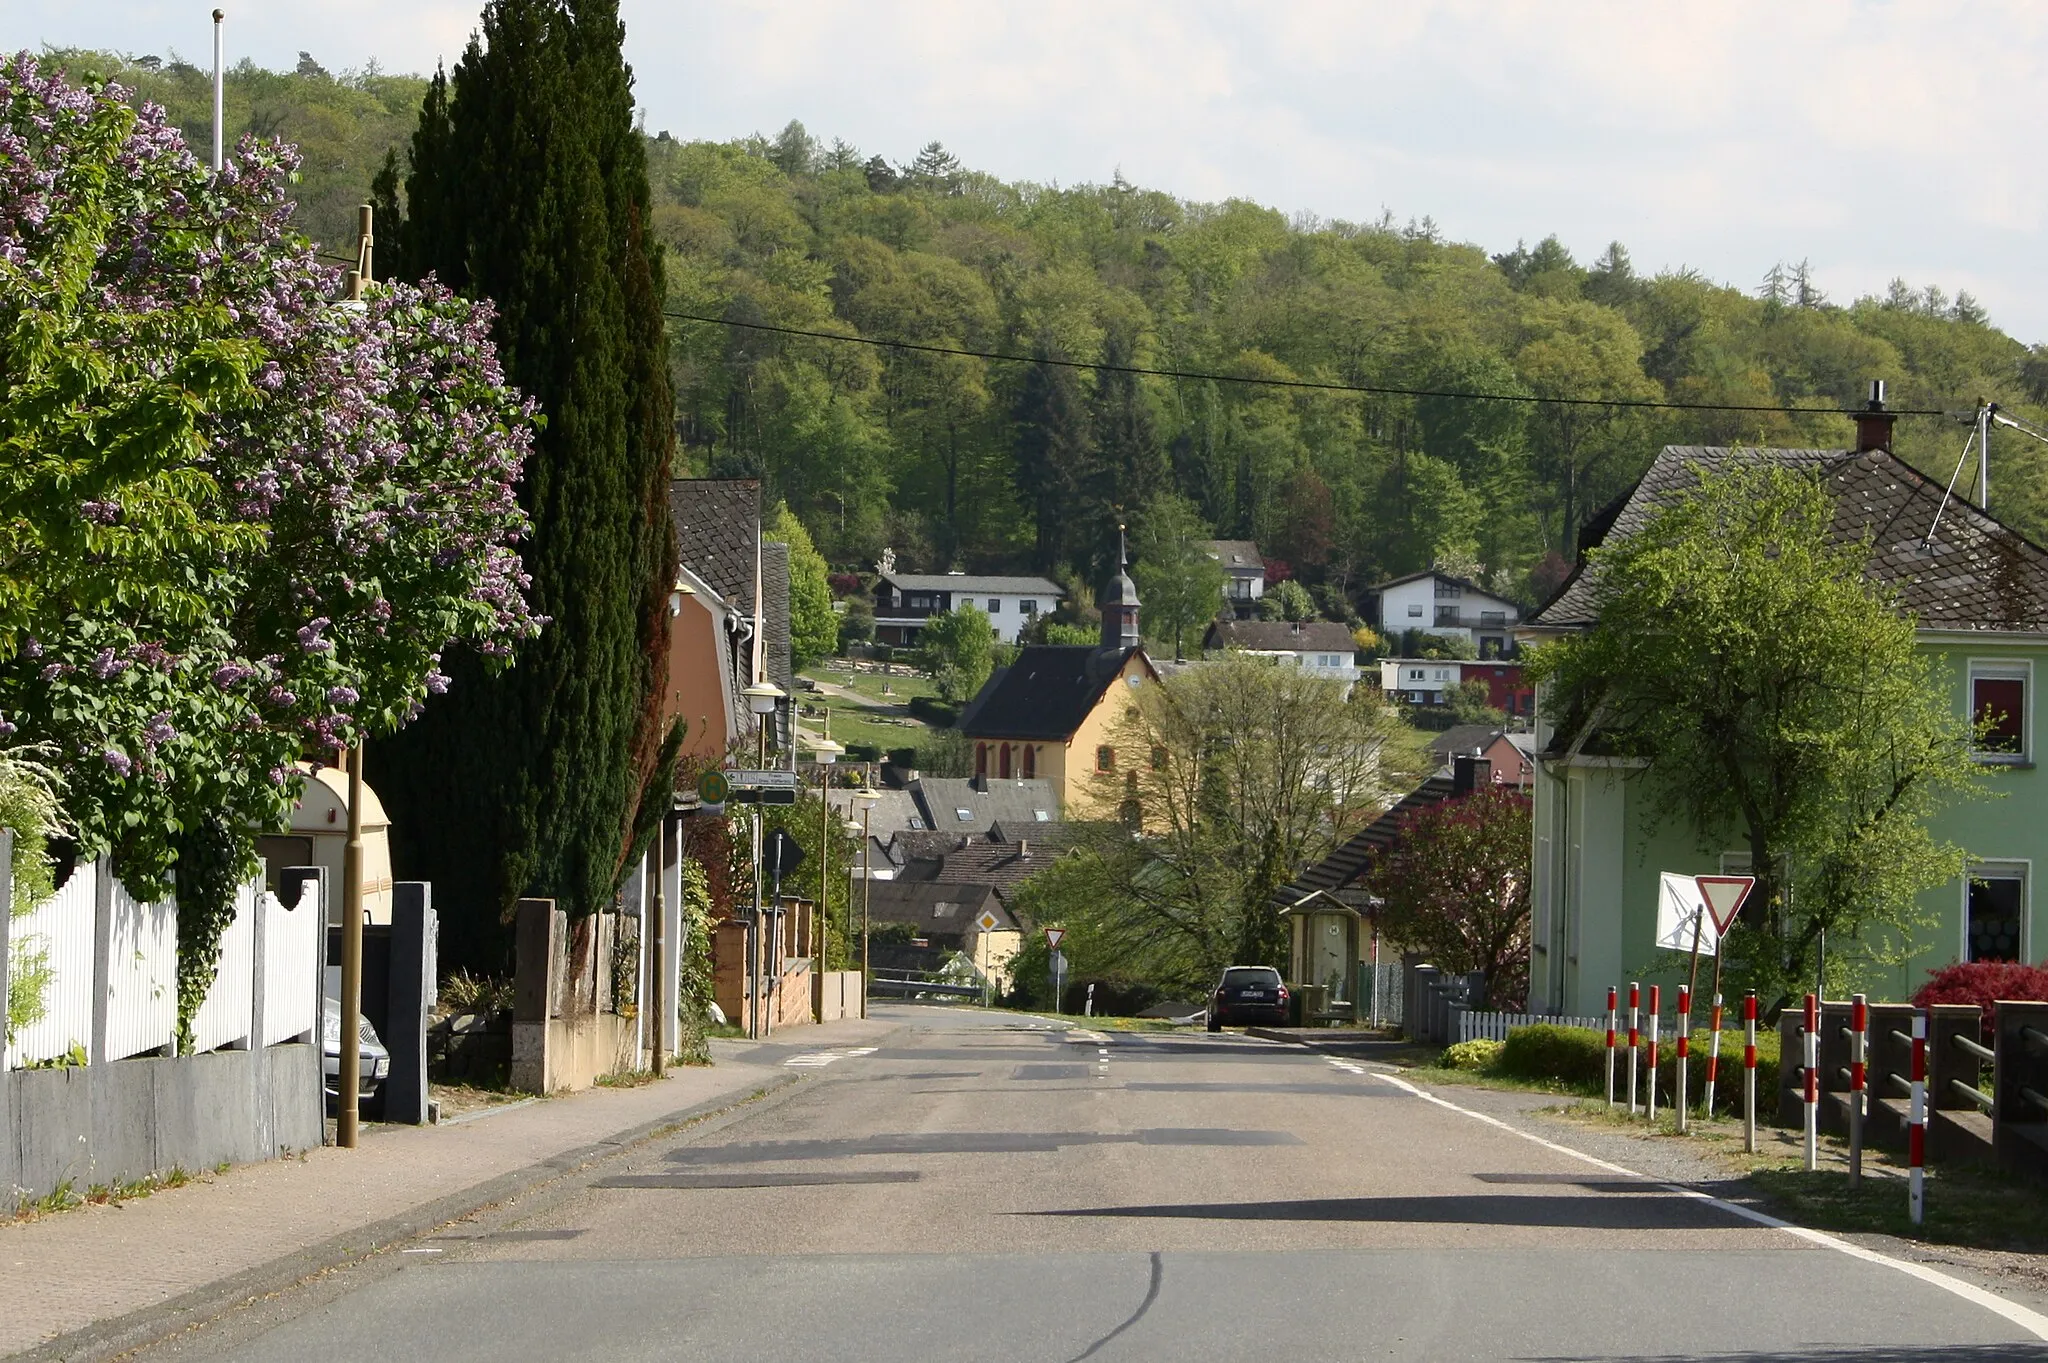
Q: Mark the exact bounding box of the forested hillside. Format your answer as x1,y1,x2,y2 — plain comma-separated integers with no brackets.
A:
54,50,2048,611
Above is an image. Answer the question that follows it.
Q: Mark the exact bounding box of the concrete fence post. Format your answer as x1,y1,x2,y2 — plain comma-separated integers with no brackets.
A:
385,883,436,1123
510,898,559,1095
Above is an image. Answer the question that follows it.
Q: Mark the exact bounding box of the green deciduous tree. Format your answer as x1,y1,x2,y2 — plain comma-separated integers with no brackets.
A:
1050,658,1404,994
1257,578,1317,622
1528,459,1983,1009
917,603,994,703
1368,785,1532,1009
1131,493,1225,660
767,502,837,667
368,0,676,970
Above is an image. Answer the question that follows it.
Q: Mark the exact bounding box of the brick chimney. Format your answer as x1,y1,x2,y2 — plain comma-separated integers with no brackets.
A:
1854,378,1895,454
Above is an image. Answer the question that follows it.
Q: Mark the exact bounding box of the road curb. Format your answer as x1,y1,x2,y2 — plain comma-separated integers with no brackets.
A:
9,1071,803,1363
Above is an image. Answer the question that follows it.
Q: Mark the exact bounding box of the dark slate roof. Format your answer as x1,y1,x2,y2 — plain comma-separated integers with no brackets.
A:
668,479,760,606
1534,446,2048,633
762,540,792,691
1273,775,1458,909
1205,619,1357,653
879,572,1064,596
1428,725,1506,762
911,777,1062,834
860,881,1013,936
959,646,1146,741
1201,540,1264,574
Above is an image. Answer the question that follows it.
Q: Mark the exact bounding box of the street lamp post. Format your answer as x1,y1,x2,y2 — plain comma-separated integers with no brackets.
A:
853,780,880,1018
741,681,783,1037
811,733,841,1001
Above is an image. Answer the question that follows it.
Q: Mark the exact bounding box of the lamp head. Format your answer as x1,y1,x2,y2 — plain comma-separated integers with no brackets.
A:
742,680,785,716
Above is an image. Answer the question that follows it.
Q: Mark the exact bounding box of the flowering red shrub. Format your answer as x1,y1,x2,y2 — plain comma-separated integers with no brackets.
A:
1912,961,2048,1044
827,573,865,598
1262,557,1293,585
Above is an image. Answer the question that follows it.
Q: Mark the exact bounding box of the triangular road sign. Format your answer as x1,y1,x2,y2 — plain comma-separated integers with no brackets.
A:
1044,927,1065,950
1695,875,1755,935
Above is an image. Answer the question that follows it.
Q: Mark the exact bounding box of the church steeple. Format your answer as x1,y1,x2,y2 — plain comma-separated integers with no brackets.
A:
1099,523,1140,653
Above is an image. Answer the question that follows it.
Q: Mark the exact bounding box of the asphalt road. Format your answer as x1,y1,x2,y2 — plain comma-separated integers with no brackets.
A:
149,1006,2048,1362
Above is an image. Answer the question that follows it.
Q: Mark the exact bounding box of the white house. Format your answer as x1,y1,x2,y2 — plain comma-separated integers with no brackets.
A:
1200,540,1265,618
1204,619,1360,684
1381,657,1464,704
1373,571,1521,658
873,571,1065,646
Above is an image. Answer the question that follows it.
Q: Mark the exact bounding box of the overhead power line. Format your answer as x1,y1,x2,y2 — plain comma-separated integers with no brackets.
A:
663,309,1951,417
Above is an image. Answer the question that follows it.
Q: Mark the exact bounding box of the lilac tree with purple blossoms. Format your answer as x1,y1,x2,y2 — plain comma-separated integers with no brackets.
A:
0,55,539,1036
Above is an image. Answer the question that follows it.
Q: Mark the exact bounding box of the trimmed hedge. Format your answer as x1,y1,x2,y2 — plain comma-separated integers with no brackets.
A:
1497,1023,1782,1117
907,695,959,726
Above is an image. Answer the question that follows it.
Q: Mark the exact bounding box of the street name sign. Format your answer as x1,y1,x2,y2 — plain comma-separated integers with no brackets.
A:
726,769,800,805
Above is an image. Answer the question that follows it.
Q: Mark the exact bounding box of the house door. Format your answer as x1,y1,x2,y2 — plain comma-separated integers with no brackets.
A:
1310,914,1351,1002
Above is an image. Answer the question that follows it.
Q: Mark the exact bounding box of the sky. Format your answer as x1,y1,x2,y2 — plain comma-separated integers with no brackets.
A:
17,1,2048,343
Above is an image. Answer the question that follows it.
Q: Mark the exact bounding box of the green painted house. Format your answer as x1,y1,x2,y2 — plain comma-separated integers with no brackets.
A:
1521,412,2048,1017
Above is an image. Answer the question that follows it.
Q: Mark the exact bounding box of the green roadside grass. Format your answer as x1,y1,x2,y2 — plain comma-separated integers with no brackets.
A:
805,666,940,706
1392,1026,2048,1254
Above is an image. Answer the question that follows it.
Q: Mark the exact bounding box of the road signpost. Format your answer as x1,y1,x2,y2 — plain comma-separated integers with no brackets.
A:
975,909,1000,933
1691,875,1754,1124
727,769,801,805
697,769,731,815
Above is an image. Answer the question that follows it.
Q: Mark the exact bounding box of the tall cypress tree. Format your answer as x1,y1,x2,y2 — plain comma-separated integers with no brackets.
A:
368,0,675,971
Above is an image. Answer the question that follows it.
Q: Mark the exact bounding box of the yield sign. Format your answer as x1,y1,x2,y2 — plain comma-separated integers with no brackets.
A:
1694,875,1755,935
1044,927,1065,950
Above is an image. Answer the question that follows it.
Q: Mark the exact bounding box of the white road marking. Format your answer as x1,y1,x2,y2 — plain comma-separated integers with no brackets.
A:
1366,1066,2048,1342
783,1046,879,1069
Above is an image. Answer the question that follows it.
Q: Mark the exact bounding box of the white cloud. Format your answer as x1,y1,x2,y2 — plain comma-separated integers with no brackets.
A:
19,0,2048,340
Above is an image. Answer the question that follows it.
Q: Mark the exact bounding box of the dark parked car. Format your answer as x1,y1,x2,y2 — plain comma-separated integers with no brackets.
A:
1206,966,1289,1031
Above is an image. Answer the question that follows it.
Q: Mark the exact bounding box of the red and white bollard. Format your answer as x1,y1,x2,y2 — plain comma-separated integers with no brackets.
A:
1627,982,1641,1117
1648,985,1663,1123
1909,1012,1927,1226
1676,985,1692,1133
1803,992,1820,1172
1742,991,1758,1153
1605,986,1618,1109
1848,993,1867,1190
1705,993,1724,1115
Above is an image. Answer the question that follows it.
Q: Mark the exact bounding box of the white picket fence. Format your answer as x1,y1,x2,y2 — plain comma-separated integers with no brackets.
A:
1456,1010,1607,1044
7,861,321,1067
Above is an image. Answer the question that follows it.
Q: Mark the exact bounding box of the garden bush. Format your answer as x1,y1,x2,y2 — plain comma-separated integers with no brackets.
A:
1496,1022,1781,1117
1913,961,2048,1045
1439,1038,1504,1071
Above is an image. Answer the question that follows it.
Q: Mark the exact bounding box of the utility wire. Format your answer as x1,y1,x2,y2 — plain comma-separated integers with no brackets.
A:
664,309,1952,417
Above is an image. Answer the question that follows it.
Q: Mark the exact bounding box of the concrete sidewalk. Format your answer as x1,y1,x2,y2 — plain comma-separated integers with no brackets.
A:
1,1017,895,1360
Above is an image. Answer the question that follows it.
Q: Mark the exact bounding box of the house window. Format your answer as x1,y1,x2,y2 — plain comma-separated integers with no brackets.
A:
999,744,1012,779
1408,668,1424,681
909,593,931,609
1021,599,1038,615
1435,580,1462,599
908,816,925,830
1967,863,2026,962
1970,661,2029,760
1435,605,1460,627
1406,604,1423,618
1149,745,1168,770
975,743,987,778
1096,745,1115,773
1021,745,1035,779
988,598,1002,613
1033,809,1050,822
956,808,975,822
